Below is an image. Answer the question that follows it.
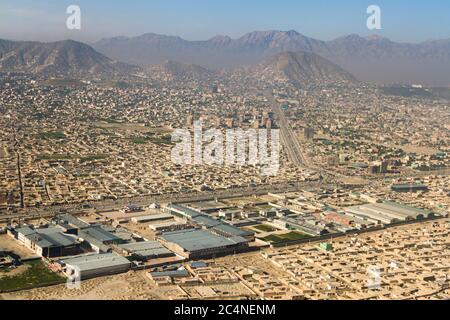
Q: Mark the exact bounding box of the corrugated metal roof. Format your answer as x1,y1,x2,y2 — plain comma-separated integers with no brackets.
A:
61,253,131,271
79,226,120,243
150,269,189,278
16,226,78,248
15,226,35,236
118,241,173,258
212,223,253,237
168,204,203,218
160,229,247,252
119,241,164,251
192,215,222,228
55,214,90,228
344,201,432,224
34,232,78,248
131,214,173,222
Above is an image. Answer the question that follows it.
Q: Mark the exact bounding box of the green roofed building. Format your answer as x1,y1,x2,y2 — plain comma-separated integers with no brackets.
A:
319,243,333,252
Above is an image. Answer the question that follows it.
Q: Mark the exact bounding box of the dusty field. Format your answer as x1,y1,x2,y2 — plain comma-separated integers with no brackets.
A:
122,222,156,240
0,235,36,259
393,144,439,156
182,283,256,300
1,271,160,300
222,196,274,207
0,264,29,279
340,176,368,185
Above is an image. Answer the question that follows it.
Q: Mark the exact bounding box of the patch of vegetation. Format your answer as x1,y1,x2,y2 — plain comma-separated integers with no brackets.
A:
0,260,64,292
149,135,174,146
37,154,76,161
37,131,66,140
129,135,174,146
129,137,151,144
262,232,311,244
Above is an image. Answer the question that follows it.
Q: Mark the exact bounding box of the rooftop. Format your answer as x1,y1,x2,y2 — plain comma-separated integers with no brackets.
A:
159,229,248,252
79,226,121,243
118,241,173,258
59,253,131,271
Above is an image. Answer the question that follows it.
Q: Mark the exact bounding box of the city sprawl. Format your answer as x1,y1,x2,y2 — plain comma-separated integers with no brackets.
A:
0,30,449,301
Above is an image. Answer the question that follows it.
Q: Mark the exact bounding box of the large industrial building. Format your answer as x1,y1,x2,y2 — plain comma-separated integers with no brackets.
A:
166,204,254,241
158,229,249,259
58,253,131,280
118,241,174,261
391,184,429,193
53,214,90,230
344,201,435,225
131,214,174,224
149,220,191,234
8,226,81,258
78,225,124,253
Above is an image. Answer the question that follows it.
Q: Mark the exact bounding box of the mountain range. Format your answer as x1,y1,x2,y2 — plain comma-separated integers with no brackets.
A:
247,51,356,86
93,30,450,86
1,30,450,86
0,37,357,86
0,39,137,76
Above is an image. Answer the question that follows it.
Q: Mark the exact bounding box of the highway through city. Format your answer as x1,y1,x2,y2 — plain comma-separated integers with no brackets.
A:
264,90,346,184
267,93,308,168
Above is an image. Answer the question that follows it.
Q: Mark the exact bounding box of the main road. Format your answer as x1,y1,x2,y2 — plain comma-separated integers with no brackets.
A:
266,91,308,168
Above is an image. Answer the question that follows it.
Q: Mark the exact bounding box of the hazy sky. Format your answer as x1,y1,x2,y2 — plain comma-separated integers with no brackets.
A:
1,0,449,43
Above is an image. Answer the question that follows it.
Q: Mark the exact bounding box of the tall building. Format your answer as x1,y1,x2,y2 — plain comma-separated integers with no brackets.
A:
368,161,389,174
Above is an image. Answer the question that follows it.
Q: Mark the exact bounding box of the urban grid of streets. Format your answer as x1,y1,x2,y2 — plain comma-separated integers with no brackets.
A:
0,67,449,300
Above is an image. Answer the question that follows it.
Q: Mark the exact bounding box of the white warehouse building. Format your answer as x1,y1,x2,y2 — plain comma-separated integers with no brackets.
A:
59,253,131,280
